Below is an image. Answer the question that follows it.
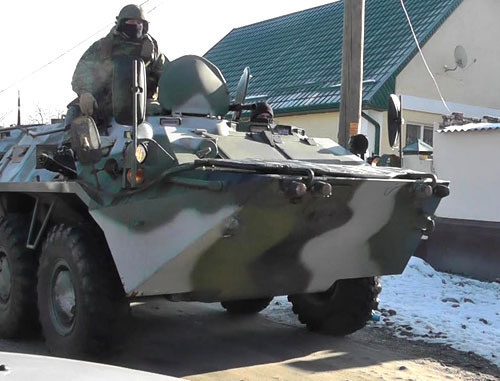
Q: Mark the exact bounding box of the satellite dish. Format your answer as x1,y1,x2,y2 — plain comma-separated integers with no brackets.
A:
454,45,468,69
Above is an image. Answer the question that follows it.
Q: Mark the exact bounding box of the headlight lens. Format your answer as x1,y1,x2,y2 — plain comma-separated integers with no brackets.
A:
135,144,147,164
127,168,145,185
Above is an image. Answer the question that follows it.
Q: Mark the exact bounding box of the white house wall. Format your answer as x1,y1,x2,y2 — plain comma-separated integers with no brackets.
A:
401,95,500,118
433,130,500,222
276,0,500,156
277,110,383,156
359,110,382,156
396,0,500,110
276,112,340,139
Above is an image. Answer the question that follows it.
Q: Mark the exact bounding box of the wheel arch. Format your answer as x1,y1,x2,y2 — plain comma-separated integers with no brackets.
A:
0,192,123,290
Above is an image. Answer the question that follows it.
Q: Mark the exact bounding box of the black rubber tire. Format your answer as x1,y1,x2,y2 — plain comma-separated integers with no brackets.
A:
221,297,273,314
0,215,39,338
37,224,127,356
288,277,380,336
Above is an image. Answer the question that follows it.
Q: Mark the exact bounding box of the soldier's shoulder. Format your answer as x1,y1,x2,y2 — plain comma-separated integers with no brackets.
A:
89,33,115,59
147,33,158,43
145,34,161,54
86,33,110,48
80,35,108,57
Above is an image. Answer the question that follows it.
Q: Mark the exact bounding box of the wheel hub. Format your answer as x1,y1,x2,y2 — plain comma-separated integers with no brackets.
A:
50,261,76,334
0,252,11,305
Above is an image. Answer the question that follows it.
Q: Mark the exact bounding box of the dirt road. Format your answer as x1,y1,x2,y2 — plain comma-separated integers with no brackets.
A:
1,299,498,380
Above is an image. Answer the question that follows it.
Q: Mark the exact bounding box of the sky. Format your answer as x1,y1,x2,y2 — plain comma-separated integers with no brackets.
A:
0,0,335,126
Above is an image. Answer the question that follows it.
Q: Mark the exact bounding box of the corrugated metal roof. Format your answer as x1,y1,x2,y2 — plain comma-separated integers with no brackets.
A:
438,123,500,133
204,0,462,115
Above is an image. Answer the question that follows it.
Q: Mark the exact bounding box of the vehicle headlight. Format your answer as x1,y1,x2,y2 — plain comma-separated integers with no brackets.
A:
135,143,147,164
127,167,145,185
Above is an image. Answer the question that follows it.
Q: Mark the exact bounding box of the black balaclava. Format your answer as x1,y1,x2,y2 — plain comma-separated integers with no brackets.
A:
119,21,144,40
250,102,274,123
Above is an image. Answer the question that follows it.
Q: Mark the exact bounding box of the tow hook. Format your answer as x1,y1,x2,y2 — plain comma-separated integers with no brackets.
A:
421,216,436,236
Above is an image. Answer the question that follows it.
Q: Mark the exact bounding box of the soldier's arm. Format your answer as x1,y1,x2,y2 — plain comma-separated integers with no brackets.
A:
147,50,168,98
71,41,102,96
153,52,168,75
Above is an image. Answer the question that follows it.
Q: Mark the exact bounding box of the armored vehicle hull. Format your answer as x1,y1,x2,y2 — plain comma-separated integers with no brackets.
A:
90,160,440,302
0,55,449,355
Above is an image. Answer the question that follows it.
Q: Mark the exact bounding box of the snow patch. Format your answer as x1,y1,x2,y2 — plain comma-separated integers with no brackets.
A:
261,297,297,327
378,256,500,367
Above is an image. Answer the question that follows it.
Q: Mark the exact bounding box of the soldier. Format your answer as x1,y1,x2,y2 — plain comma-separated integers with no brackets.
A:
348,134,369,160
70,4,167,127
250,102,274,124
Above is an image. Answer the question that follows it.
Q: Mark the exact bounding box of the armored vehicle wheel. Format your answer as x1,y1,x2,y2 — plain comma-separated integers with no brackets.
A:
221,297,273,314
0,215,39,338
37,224,127,356
288,277,380,336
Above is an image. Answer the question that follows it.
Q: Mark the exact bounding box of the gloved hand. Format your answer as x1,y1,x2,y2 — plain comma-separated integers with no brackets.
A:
78,92,98,116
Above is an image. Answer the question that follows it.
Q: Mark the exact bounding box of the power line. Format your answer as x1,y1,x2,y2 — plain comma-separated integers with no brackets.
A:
0,108,14,123
0,23,113,97
400,0,451,114
0,0,155,98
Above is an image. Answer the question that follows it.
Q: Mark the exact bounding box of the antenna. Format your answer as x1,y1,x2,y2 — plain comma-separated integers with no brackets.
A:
17,90,21,126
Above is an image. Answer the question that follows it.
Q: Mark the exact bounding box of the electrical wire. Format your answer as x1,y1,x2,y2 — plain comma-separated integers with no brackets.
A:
400,0,451,114
0,0,156,97
0,108,14,124
0,23,113,97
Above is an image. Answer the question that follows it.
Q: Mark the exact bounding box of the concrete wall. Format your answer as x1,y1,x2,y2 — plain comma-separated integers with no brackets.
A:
433,129,500,222
396,0,500,109
403,155,433,172
417,218,500,281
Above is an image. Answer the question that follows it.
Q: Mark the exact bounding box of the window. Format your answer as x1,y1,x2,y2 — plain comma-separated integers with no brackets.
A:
406,124,420,145
405,123,433,147
423,126,433,146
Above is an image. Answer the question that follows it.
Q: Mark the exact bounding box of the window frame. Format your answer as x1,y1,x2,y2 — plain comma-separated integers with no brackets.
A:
405,122,434,147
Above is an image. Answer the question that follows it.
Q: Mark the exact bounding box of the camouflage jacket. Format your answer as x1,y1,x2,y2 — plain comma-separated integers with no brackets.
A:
72,29,168,116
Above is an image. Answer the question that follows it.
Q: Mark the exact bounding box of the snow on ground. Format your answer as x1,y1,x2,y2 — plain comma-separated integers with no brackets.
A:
256,257,500,367
260,296,297,327
378,257,500,367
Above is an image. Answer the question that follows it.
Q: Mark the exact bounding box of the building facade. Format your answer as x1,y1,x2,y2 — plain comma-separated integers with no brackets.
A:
416,122,500,280
205,0,500,156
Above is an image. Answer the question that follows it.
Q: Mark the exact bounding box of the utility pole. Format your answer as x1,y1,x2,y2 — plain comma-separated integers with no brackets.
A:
17,90,21,126
338,0,365,148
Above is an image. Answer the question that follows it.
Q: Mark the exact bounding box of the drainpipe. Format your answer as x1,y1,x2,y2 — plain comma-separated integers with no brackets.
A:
361,111,380,155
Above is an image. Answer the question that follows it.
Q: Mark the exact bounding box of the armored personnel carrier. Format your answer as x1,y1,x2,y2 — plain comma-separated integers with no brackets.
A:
0,55,449,355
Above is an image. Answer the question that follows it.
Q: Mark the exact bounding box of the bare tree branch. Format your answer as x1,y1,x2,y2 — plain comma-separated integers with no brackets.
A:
26,104,65,125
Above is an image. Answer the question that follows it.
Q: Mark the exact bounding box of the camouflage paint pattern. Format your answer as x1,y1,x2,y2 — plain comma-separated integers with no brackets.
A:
0,56,449,303
89,164,441,300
